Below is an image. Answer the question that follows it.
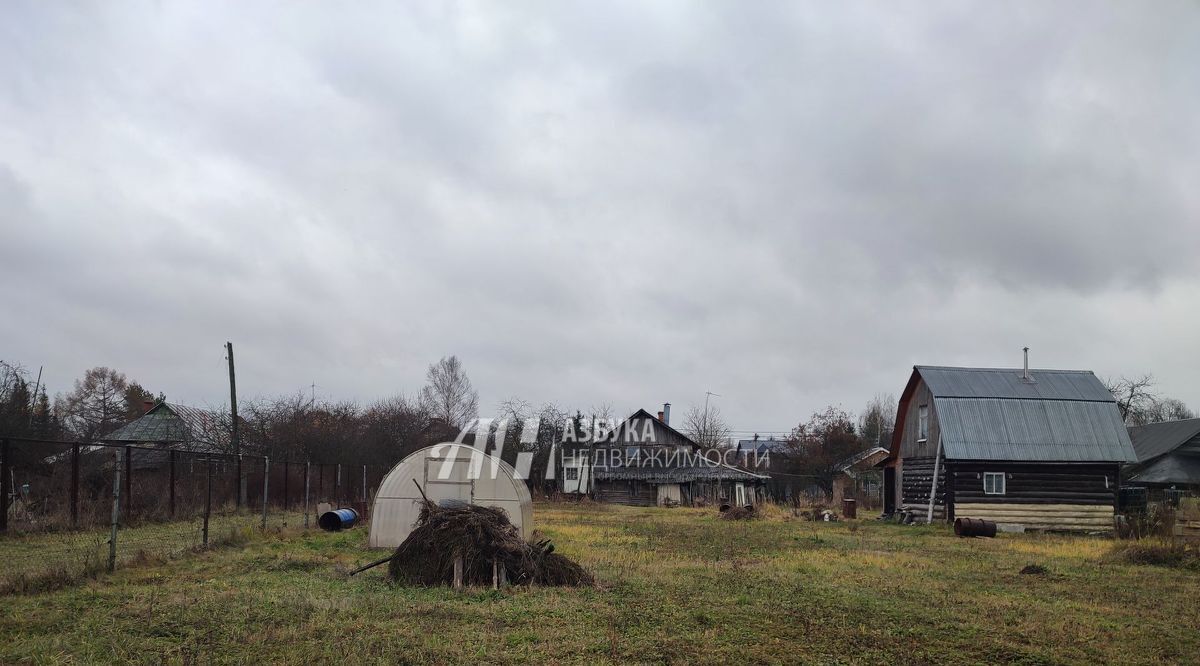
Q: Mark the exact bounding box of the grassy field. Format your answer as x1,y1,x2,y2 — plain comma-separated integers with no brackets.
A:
0,510,307,594
2,502,1197,665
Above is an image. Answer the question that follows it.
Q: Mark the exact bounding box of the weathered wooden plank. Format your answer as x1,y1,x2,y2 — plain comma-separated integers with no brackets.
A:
959,515,1113,526
955,502,1114,514
955,489,1113,499
955,509,1113,520
955,512,1113,531
952,496,1113,506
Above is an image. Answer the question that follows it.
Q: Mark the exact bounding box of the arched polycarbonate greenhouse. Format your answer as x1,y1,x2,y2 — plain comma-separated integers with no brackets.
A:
368,444,534,549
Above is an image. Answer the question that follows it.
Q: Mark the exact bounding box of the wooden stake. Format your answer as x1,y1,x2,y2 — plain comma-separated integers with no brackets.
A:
492,559,505,590
108,447,123,573
452,553,464,590
412,479,430,504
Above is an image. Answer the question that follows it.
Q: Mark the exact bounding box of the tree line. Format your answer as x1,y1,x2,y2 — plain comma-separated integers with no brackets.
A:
1,357,1194,491
0,357,571,487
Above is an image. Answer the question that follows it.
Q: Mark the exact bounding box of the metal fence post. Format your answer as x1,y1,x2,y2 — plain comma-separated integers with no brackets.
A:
71,443,80,528
283,458,290,511
362,464,367,502
124,445,132,520
108,447,123,573
336,463,342,506
203,456,212,548
169,449,177,520
236,454,243,509
261,456,270,530
0,438,9,533
304,462,311,529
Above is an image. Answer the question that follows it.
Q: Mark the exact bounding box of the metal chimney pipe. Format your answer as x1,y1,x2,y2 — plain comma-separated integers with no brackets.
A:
663,403,671,426
1023,347,1030,380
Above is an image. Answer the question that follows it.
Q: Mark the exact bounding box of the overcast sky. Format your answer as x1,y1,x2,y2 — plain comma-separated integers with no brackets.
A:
2,2,1199,434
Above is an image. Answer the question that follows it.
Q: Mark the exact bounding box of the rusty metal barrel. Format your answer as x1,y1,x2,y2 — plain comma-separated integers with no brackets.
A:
841,498,857,519
954,517,997,538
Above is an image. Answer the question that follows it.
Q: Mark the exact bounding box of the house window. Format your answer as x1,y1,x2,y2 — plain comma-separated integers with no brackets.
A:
918,405,929,441
564,467,579,481
984,472,1006,495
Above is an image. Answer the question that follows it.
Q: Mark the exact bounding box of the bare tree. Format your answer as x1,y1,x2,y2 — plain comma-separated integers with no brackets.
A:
859,393,896,447
1103,373,1195,425
359,394,428,463
1105,374,1157,423
59,367,130,440
494,396,535,455
419,355,479,430
1149,397,1196,423
785,406,863,494
682,403,731,450
590,402,616,441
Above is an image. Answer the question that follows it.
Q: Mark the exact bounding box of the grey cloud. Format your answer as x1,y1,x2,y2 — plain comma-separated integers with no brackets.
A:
2,1,1199,428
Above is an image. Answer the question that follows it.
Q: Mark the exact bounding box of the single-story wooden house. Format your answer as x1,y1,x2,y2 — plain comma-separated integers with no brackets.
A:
570,408,767,507
1125,418,1200,491
104,401,230,451
101,401,230,469
882,363,1136,531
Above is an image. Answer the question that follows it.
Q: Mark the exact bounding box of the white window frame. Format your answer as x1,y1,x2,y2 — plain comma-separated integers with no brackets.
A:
564,466,579,481
917,405,929,442
984,472,1006,495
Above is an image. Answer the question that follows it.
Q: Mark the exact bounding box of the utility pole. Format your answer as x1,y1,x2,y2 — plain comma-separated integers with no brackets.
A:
227,342,243,507
704,391,720,447
28,366,42,427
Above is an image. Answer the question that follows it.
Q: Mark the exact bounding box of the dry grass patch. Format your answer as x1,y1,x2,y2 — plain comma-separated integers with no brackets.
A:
2,503,1199,664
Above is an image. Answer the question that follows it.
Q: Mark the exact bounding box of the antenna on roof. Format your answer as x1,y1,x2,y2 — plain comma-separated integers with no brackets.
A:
1023,346,1030,381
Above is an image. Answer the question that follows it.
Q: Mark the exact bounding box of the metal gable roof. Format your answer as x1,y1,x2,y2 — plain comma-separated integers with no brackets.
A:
603,409,700,449
735,438,789,455
833,447,890,472
917,366,1116,402
101,402,228,452
1127,418,1200,463
910,366,1134,462
1126,451,1200,485
594,464,768,483
934,397,1135,461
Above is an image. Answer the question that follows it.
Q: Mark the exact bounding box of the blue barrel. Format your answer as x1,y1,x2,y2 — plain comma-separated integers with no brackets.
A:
318,507,359,531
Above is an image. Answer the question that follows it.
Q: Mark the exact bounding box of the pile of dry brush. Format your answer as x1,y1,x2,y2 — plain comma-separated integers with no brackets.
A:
1103,540,1200,570
719,504,757,521
388,500,594,587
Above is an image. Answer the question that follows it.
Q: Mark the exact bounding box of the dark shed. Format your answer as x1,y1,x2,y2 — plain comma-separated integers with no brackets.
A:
1126,418,1200,489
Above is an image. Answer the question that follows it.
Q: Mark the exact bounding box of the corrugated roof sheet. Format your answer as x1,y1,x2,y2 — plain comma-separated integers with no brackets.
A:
1127,418,1200,462
935,398,1134,461
104,408,189,442
918,366,1116,402
833,447,889,472
595,465,768,483
916,366,1134,462
1126,452,1200,485
735,438,789,455
102,402,228,452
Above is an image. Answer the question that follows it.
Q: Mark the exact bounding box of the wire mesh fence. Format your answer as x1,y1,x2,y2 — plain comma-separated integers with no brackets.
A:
1,437,389,594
